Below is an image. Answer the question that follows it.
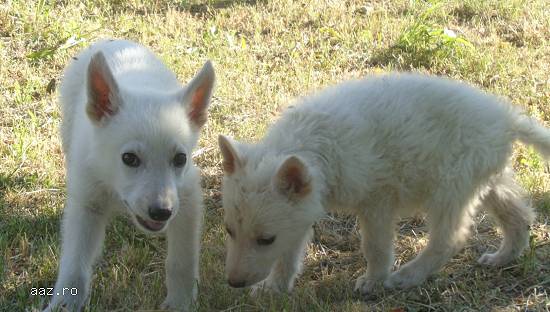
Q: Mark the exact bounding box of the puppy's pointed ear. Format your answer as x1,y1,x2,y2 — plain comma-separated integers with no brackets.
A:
180,61,215,129
86,51,120,125
218,135,241,175
273,156,312,199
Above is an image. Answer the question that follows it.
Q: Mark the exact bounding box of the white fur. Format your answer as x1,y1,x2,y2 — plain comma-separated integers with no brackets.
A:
44,40,214,311
219,73,541,294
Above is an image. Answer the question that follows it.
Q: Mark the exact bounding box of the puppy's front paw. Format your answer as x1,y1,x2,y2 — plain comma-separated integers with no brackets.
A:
354,274,383,296
250,282,266,297
161,287,196,312
250,279,286,297
477,251,512,267
42,286,88,312
384,266,426,289
43,299,82,312
160,297,190,312
42,303,68,312
162,278,197,311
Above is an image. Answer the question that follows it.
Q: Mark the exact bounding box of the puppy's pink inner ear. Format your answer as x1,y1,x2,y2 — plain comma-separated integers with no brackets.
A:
219,136,240,175
90,69,114,118
86,52,119,124
185,61,215,128
277,158,311,198
222,153,236,174
188,85,208,128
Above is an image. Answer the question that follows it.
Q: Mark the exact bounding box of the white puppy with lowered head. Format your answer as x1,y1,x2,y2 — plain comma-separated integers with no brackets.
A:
218,73,543,294
44,40,214,311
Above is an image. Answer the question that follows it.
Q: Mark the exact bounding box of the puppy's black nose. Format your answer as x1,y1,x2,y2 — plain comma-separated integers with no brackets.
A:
148,204,172,221
227,279,246,288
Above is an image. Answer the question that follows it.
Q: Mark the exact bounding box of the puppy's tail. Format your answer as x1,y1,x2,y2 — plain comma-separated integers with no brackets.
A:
511,108,550,156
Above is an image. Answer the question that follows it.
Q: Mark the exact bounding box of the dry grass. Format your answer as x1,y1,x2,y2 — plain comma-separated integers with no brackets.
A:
1,0,549,311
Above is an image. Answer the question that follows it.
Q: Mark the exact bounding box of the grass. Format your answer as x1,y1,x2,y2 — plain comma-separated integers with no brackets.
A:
1,0,549,311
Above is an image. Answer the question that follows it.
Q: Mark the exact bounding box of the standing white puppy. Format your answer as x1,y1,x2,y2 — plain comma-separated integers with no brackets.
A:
44,40,214,311
218,74,542,294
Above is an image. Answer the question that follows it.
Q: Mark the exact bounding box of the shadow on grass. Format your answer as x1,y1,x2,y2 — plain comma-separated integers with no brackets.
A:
101,0,268,18
1,172,60,309
1,207,62,311
184,0,268,16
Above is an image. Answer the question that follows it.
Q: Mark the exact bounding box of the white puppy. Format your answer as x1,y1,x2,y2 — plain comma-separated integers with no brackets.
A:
44,40,214,311
218,73,542,294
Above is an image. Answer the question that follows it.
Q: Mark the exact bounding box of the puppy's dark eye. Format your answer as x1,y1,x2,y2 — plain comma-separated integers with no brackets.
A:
122,152,140,167
173,153,187,168
257,236,276,246
226,226,234,238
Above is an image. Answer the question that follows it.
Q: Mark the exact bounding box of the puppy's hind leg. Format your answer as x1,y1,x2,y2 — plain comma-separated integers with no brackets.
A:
385,190,477,289
478,168,535,266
